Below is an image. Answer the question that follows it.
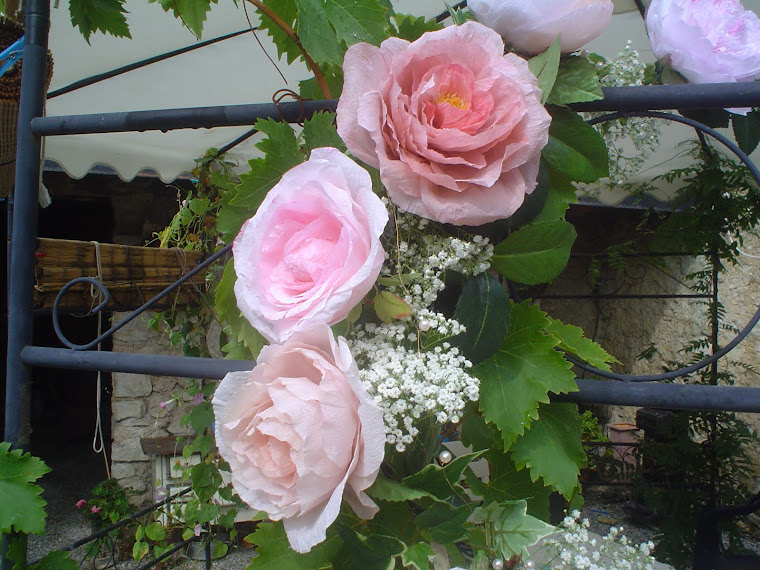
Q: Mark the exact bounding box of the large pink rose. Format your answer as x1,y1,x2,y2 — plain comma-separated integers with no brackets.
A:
646,0,760,84
337,22,551,226
212,325,386,553
233,147,388,343
469,0,613,55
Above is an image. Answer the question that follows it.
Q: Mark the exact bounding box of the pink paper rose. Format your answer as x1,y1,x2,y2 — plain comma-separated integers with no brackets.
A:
468,0,614,55
212,325,385,553
233,147,388,343
337,22,551,226
646,0,760,85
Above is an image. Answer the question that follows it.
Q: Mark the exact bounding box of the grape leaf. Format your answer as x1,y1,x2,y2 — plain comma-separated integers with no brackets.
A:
732,110,760,155
544,318,619,371
510,403,585,498
69,0,131,43
302,112,345,156
151,0,216,38
528,37,561,104
453,272,511,364
323,0,390,48
245,521,341,569
0,442,51,535
392,14,442,42
470,500,555,559
473,301,577,449
30,550,78,570
543,107,609,183
492,220,576,285
257,0,302,65
295,0,344,65
215,259,267,360
547,56,604,106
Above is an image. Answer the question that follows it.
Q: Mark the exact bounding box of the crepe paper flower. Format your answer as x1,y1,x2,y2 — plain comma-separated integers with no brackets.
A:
75,499,87,509
468,0,613,55
212,325,385,553
90,506,102,514
646,0,760,86
233,147,388,343
337,22,551,226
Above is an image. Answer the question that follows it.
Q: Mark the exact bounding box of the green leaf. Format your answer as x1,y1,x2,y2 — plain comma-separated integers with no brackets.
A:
492,220,576,285
543,107,609,183
295,0,344,65
215,259,267,360
231,119,304,210
0,442,50,535
510,403,585,498
133,540,149,561
69,0,131,43
547,56,604,106
532,169,577,223
30,550,78,570
401,542,435,570
144,521,166,541
403,450,485,501
302,112,345,156
367,475,437,503
453,272,511,363
257,0,302,65
470,500,555,559
528,37,561,104
415,502,470,543
473,301,577,449
246,521,341,569
732,110,760,155
444,1,471,25
337,528,405,570
299,65,345,100
190,401,215,434
374,291,412,323
323,0,390,48
544,318,619,371
151,0,216,38
392,14,442,42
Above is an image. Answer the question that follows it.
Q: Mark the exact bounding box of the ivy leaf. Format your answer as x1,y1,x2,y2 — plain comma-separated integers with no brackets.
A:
323,0,390,48
69,0,131,43
392,13,442,42
510,403,586,498
528,37,561,104
492,220,576,285
401,542,435,570
543,107,609,183
544,318,619,371
231,119,304,210
547,56,604,106
151,0,216,38
295,0,344,65
470,501,555,559
732,110,760,155
403,450,485,501
367,475,438,503
0,442,50,535
338,528,405,570
257,0,302,65
302,112,345,156
453,272,511,364
189,401,215,434
473,301,577,449
245,521,342,568
415,503,470,543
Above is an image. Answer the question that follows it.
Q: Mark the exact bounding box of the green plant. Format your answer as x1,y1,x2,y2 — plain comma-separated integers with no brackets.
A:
579,410,611,473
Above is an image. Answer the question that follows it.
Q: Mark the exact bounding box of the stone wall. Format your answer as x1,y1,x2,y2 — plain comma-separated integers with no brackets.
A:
110,312,193,504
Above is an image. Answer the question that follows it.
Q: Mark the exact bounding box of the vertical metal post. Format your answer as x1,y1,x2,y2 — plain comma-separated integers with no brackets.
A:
2,1,49,567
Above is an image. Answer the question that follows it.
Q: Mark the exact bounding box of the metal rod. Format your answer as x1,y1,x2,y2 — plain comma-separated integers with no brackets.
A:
21,346,253,378
557,380,760,413
30,83,760,136
20,346,760,413
3,4,50,568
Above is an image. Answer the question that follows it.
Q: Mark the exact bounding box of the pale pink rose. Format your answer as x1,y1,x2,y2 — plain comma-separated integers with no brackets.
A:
212,325,385,553
468,0,614,55
337,22,551,226
646,0,760,85
233,148,388,343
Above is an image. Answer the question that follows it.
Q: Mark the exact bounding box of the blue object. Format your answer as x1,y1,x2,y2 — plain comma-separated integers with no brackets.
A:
0,37,24,80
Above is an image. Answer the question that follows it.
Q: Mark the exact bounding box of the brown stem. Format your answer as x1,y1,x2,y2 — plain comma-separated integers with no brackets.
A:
4,0,20,21
245,0,333,100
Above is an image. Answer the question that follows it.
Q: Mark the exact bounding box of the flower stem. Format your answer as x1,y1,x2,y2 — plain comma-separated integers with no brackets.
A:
244,0,333,100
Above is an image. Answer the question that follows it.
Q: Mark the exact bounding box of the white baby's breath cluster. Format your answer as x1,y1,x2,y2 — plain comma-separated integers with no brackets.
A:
587,42,661,191
347,204,493,451
539,510,656,570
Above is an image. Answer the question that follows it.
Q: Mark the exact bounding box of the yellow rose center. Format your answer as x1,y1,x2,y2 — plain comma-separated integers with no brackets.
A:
435,92,468,110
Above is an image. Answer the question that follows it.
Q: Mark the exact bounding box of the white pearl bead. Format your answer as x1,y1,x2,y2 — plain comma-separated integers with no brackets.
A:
438,450,452,465
595,61,605,70
581,49,590,58
418,319,431,331
525,561,536,569
491,559,504,570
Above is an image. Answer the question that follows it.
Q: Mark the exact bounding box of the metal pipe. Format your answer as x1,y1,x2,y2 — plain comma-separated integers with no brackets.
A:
21,346,253,378
30,83,760,136
20,346,760,413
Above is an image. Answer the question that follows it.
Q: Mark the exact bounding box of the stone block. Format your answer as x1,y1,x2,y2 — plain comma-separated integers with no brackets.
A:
112,373,152,398
111,441,149,463
112,400,145,421
110,462,136,480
